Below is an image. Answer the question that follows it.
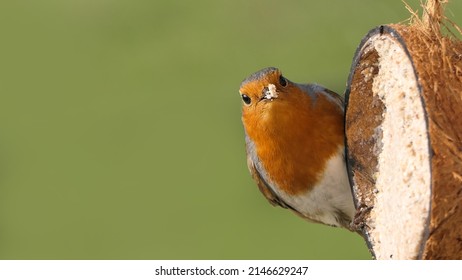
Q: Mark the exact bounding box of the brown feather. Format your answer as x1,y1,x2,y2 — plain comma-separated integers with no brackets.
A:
246,153,289,208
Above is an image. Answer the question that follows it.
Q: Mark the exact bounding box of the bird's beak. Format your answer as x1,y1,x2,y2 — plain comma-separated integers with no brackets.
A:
262,84,279,100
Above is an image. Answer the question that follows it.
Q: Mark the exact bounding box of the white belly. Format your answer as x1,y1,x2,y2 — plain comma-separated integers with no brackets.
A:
277,148,355,227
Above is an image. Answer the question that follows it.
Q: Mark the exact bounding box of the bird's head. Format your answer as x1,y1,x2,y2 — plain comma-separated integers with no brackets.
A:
238,67,289,112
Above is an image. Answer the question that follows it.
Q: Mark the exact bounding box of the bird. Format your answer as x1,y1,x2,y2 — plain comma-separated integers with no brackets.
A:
239,67,356,230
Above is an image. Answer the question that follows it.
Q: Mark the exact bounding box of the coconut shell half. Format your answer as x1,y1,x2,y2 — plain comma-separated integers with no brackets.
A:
345,25,462,259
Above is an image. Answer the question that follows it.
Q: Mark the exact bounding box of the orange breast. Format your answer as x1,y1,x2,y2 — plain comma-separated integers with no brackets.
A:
242,86,344,195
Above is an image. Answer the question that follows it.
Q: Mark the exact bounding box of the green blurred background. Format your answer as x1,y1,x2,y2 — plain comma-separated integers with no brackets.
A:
0,0,461,260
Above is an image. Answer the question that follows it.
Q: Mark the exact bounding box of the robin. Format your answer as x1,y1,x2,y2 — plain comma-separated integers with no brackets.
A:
239,67,356,230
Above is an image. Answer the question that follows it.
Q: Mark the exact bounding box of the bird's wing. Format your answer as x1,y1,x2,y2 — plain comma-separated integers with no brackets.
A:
244,134,290,209
299,84,345,111
246,153,289,209
322,87,345,110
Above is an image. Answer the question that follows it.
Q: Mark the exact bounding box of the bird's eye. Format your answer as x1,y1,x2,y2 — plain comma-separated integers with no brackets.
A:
241,94,251,105
279,75,287,87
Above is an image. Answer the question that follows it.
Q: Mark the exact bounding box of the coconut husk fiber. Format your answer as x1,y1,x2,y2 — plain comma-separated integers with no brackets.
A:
345,0,462,259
